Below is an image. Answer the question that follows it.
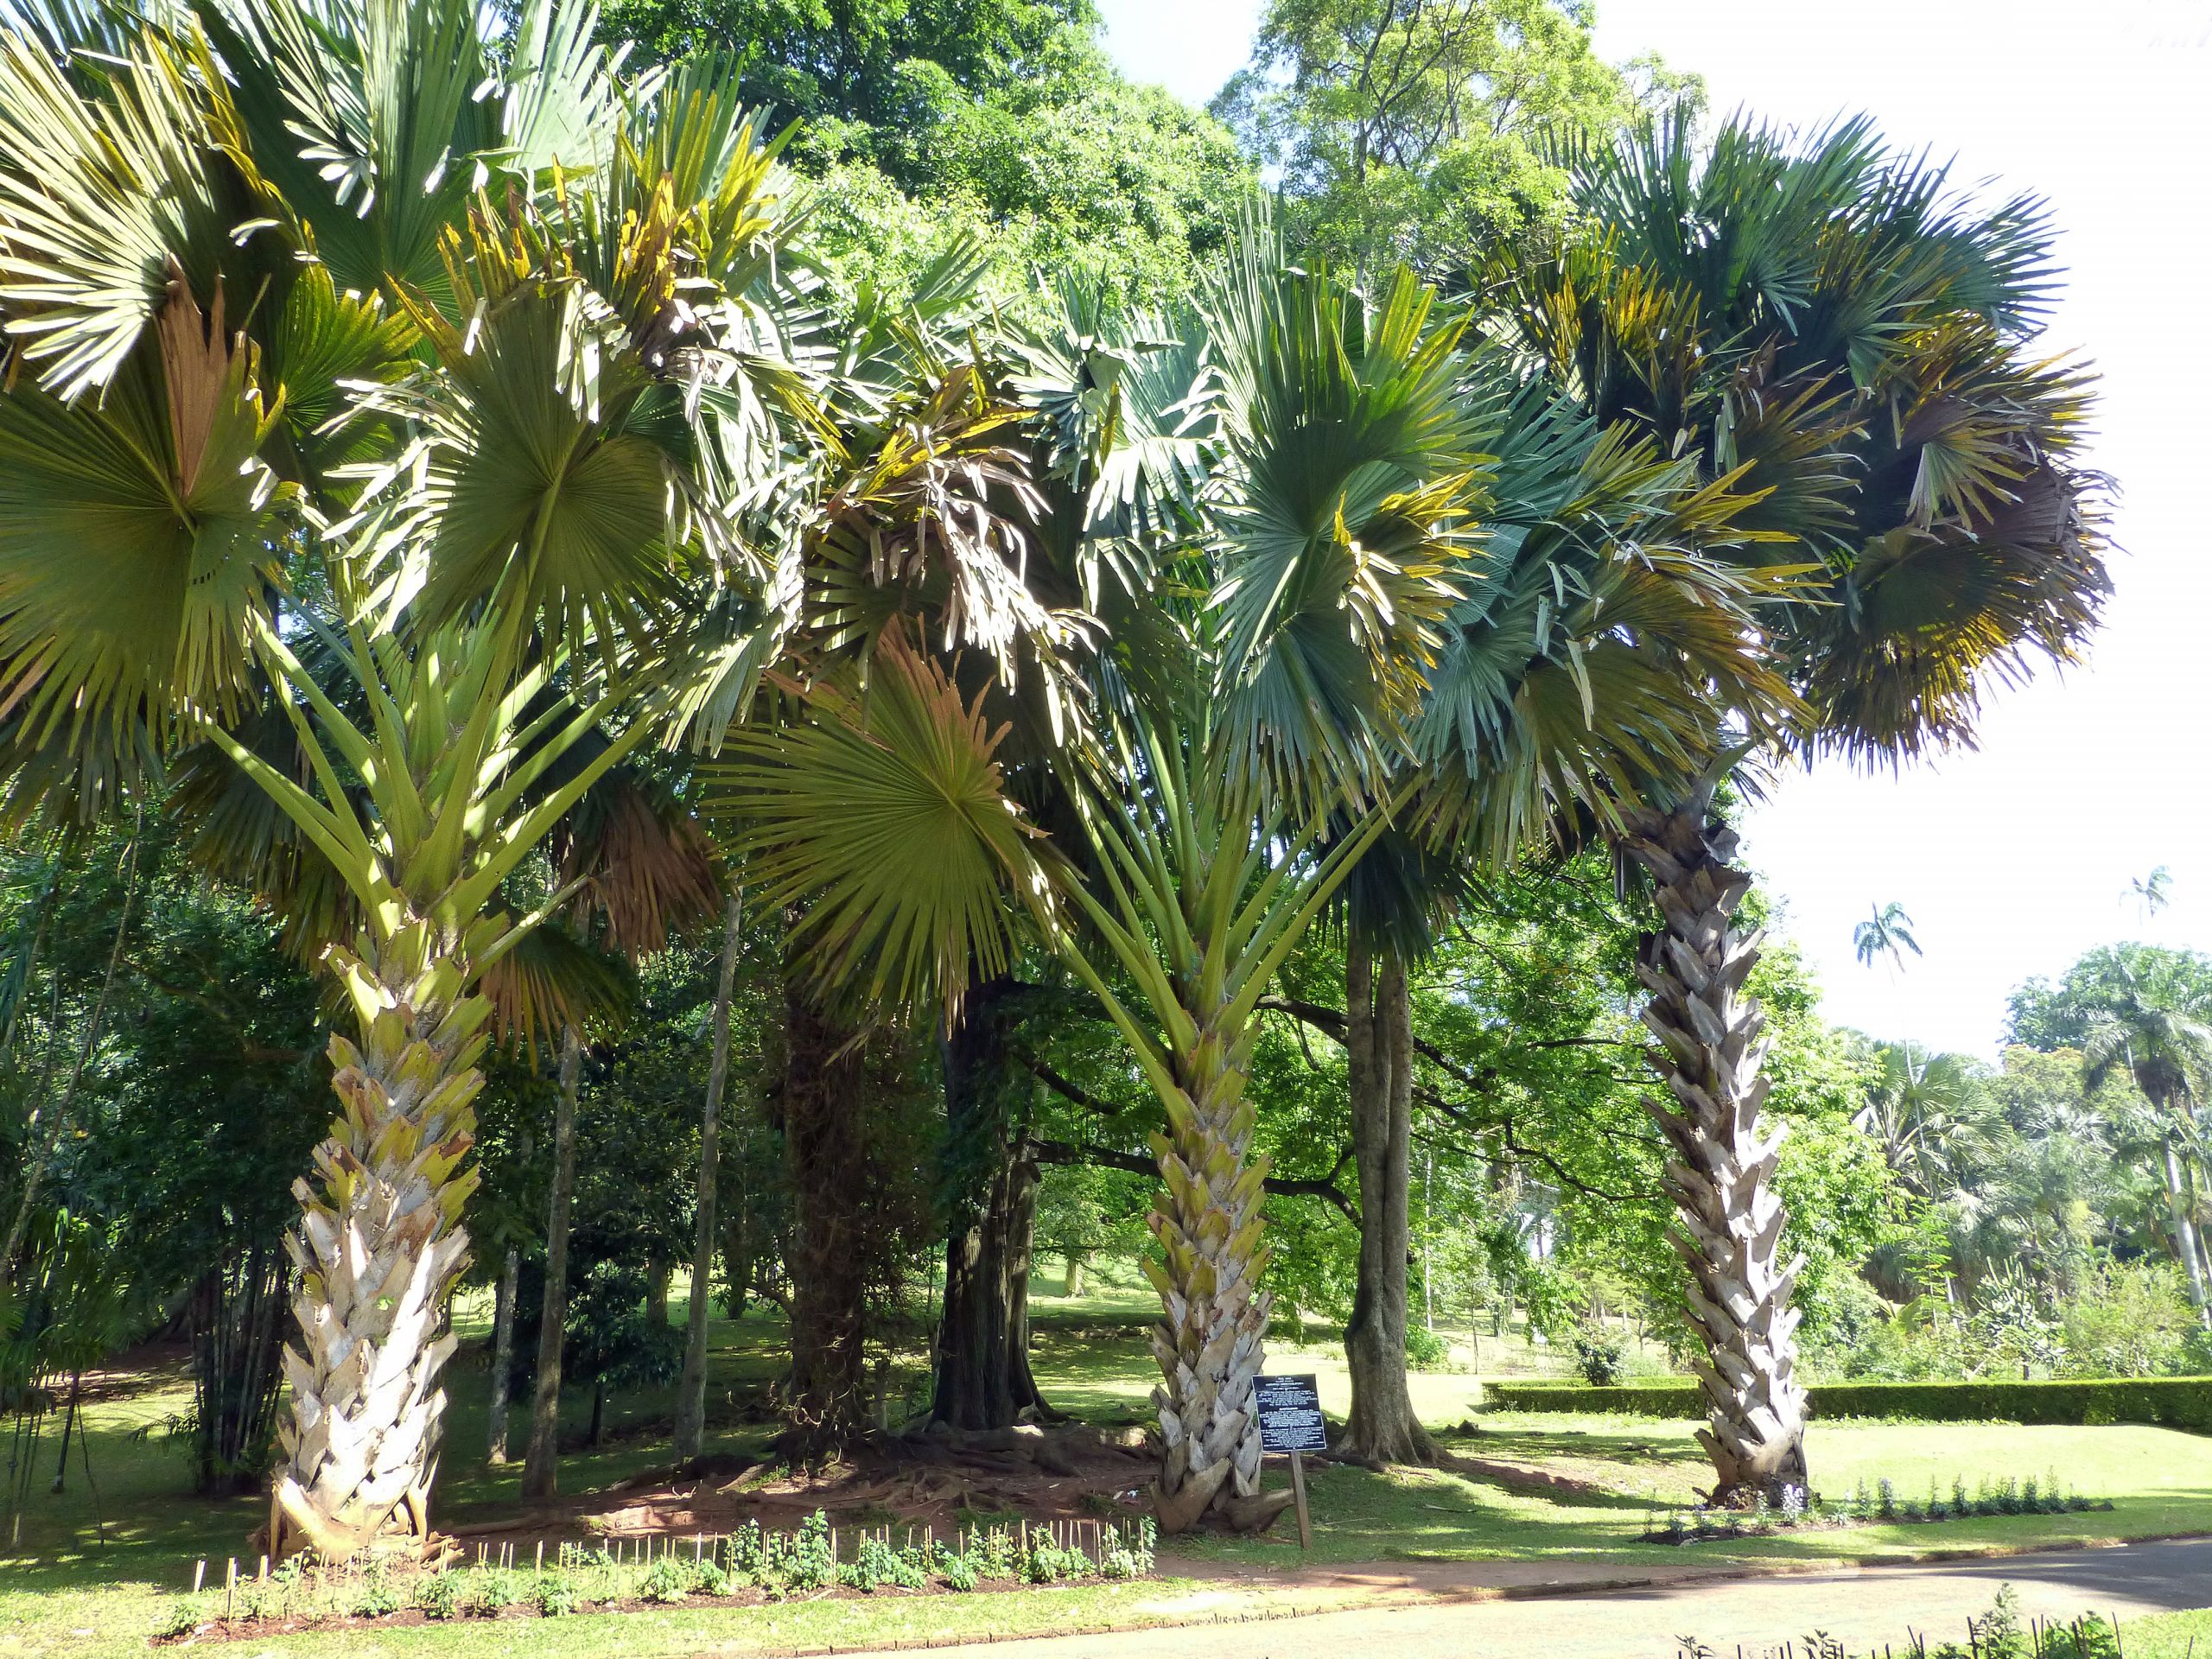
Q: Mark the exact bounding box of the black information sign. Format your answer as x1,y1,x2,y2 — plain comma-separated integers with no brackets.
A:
1253,1373,1327,1454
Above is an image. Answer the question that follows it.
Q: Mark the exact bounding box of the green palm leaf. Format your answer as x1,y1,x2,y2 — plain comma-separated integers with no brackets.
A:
0,277,287,753
710,632,1046,1016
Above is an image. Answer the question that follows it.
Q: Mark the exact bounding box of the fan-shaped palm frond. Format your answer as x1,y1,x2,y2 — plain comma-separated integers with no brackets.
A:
710,630,1046,1017
1201,229,1484,802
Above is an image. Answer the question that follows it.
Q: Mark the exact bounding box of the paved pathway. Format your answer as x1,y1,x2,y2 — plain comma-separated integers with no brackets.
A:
856,1537,2212,1659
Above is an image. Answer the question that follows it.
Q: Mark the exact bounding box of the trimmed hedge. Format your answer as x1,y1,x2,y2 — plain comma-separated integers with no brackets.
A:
1479,1376,2212,1429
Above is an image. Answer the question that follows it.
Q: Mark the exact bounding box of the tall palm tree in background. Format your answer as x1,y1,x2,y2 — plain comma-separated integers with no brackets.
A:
2127,867,2173,921
1330,370,1802,1465
0,0,812,1554
1852,1039,1993,1200
1491,110,2111,1503
2082,964,2212,1325
1854,902,1923,973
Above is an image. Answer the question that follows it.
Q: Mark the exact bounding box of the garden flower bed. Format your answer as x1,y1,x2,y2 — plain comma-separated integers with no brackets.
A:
154,1512,1156,1642
1646,1476,2111,1545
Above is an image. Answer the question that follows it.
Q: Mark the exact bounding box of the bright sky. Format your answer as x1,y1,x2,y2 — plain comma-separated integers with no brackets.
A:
1096,0,2212,1057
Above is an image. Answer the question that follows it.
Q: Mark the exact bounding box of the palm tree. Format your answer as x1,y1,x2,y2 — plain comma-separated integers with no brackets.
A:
1852,1040,1993,1198
2082,964,2212,1326
1492,110,2111,1503
719,225,1797,1516
2127,867,2173,920
1854,902,1923,973
0,2,810,1554
1332,372,1799,1465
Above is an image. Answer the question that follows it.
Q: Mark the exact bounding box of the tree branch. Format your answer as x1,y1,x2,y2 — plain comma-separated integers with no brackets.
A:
1027,1137,1362,1228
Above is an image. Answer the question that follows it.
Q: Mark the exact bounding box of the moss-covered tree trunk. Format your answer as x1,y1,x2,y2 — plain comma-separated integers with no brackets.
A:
1338,947,1437,1465
781,976,870,1465
484,1249,518,1466
674,891,745,1460
520,1028,582,1502
932,977,1052,1430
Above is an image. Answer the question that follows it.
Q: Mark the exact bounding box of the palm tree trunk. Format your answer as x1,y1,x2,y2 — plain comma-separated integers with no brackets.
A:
931,976,1054,1431
521,1027,582,1502
1339,947,1437,1466
675,891,744,1462
2160,1137,2210,1327
1148,1009,1290,1535
269,932,488,1561
781,977,870,1465
1625,800,1808,1510
485,1249,519,1466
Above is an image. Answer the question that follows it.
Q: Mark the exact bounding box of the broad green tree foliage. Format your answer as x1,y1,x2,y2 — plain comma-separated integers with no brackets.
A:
1214,0,1696,274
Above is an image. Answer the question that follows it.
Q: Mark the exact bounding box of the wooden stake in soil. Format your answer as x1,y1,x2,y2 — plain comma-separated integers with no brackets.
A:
193,1559,206,1593
225,1557,235,1618
536,1541,543,1571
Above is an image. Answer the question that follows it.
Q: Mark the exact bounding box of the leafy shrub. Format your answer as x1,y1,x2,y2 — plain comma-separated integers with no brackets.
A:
2058,1261,2201,1377
1405,1324,1450,1370
351,1560,403,1618
1483,1376,2212,1427
1573,1331,1627,1386
416,1571,458,1620
466,1567,520,1616
933,1543,978,1592
534,1572,579,1617
153,1596,208,1639
641,1555,689,1604
789,1511,836,1592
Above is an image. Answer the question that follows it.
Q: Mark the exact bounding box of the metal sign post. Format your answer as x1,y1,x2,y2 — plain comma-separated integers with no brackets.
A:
1253,1374,1326,1550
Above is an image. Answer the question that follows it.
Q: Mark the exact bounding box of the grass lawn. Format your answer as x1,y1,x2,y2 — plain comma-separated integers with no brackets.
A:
2132,1608,2212,1658
1162,1415,2212,1568
3,1274,2208,1659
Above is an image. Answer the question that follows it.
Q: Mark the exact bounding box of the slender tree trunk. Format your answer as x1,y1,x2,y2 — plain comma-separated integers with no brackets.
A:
0,825,72,1058
485,1249,519,1465
1,822,139,1289
1339,947,1436,1465
1625,799,1808,1509
931,978,1053,1430
1063,1254,1085,1298
269,928,488,1560
2160,1136,2210,1326
781,977,869,1465
674,891,743,1461
647,1262,671,1326
1149,1007,1290,1535
721,1205,753,1323
521,1027,582,1502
